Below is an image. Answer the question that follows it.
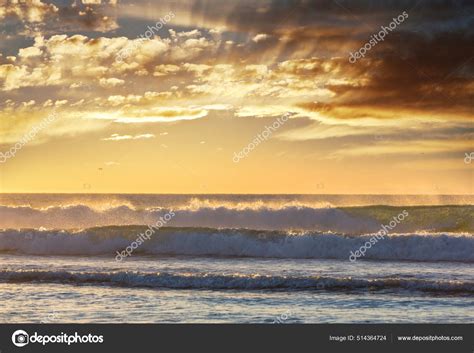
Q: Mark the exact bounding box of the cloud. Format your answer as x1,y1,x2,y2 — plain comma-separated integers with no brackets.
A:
0,0,58,22
252,33,270,43
99,78,125,88
96,107,210,123
0,0,118,37
0,1,472,153
153,64,180,77
328,139,472,159
82,0,104,4
0,106,108,145
102,133,155,141
18,46,42,58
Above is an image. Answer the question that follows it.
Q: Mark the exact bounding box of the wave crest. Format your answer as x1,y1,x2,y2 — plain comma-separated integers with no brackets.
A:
1,204,472,233
1,270,472,293
0,227,472,262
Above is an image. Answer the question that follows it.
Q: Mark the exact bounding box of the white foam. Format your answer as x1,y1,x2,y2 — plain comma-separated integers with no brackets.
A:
0,228,472,262
0,269,472,293
0,205,380,232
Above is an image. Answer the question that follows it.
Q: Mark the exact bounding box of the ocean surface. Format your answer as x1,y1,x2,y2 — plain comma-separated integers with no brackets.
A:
0,194,473,323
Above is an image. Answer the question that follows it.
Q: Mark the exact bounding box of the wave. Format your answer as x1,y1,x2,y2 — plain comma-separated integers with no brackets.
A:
0,270,472,293
2,194,472,210
0,204,472,233
0,227,472,262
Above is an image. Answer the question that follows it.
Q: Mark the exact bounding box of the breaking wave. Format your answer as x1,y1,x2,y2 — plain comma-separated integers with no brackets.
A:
0,204,472,233
0,227,472,262
0,269,472,294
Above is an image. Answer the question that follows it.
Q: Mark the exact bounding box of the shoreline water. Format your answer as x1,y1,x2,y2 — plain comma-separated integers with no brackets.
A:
0,194,472,324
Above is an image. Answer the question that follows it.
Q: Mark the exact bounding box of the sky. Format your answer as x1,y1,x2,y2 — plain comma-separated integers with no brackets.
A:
0,0,472,194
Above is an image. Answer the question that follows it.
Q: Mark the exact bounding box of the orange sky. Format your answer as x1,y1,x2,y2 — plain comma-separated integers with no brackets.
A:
0,0,472,194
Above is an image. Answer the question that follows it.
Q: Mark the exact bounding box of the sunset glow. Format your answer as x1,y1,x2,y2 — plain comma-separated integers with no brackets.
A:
0,0,472,194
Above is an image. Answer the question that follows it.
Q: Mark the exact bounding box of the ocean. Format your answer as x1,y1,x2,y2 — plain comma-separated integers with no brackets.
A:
0,194,473,323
